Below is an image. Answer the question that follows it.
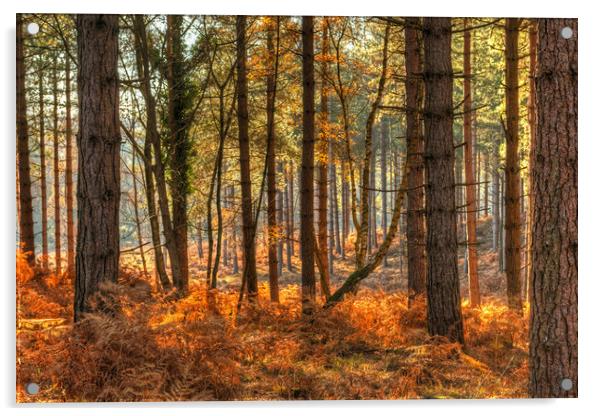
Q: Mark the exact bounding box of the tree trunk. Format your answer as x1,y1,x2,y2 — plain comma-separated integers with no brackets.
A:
316,17,331,296
356,23,390,268
492,136,500,253
423,17,464,344
504,18,523,313
166,15,190,294
300,16,316,315
132,15,171,290
404,17,427,303
65,53,75,279
37,56,49,271
380,118,388,266
463,19,481,307
52,55,62,276
74,14,121,321
528,18,577,398
16,14,36,265
266,17,280,302
284,163,293,271
237,16,258,300
132,155,149,279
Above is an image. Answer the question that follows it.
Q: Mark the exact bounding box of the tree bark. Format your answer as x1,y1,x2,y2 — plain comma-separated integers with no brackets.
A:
74,14,121,321
404,17,427,303
237,15,258,300
504,18,523,313
380,118,388,266
300,16,316,315
528,18,577,398
463,19,481,307
37,56,49,271
17,14,36,265
423,17,464,344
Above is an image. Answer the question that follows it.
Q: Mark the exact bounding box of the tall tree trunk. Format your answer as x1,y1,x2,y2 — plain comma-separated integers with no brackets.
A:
404,17,427,303
52,55,62,276
316,17,331,296
65,53,75,279
37,57,49,271
504,18,523,313
16,14,36,265
380,118,388,266
529,18,577,398
277,162,284,277
423,17,464,344
300,16,316,315
132,15,171,290
492,136,500,253
266,17,280,302
341,163,348,259
237,16,258,300
74,14,120,321
166,15,190,294
284,163,293,271
288,161,296,257
356,23,390,268
463,19,481,307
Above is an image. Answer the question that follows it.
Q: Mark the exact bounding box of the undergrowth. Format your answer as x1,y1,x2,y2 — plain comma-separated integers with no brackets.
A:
16,249,528,402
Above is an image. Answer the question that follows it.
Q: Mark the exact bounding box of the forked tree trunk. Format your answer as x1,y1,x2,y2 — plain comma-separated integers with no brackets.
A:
423,17,464,344
237,15,258,300
504,18,523,313
300,16,316,315
404,17,426,303
16,14,36,265
463,19,481,307
74,14,121,321
528,18,577,398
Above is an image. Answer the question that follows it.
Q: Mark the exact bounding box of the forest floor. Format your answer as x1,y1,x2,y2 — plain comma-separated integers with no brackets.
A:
16,216,528,402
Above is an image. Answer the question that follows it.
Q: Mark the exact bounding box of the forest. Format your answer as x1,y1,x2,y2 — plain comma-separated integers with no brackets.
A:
15,14,577,401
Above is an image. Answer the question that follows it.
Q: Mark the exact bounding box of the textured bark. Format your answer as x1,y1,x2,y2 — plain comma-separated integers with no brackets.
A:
266,17,280,302
132,15,171,290
404,17,426,303
52,56,62,276
300,16,316,315
423,17,464,344
37,57,49,270
16,15,36,265
74,14,121,321
317,18,331,295
504,18,523,312
528,18,577,398
65,53,75,278
237,16,258,299
356,23,390,268
166,15,190,294
526,20,537,301
463,19,481,307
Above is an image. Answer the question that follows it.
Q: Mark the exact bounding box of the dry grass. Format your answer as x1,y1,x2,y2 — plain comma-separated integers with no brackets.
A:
16,246,528,402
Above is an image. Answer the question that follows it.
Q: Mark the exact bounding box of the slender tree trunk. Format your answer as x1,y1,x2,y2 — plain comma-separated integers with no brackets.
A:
356,23,390,268
74,14,120,321
166,15,190,294
284,164,293,271
132,15,172,290
210,124,226,289
341,163,348,259
529,18,577,398
52,55,62,276
277,162,284,277
237,16,258,300
423,17,464,344
316,17,331,296
504,18,523,313
380,118,388,266
266,17,280,302
492,136,500,252
404,17,427,303
332,158,342,256
288,161,296,257
37,57,49,271
300,16,316,315
16,14,36,265
483,152,489,216
132,155,149,279
65,53,75,279
463,19,481,307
